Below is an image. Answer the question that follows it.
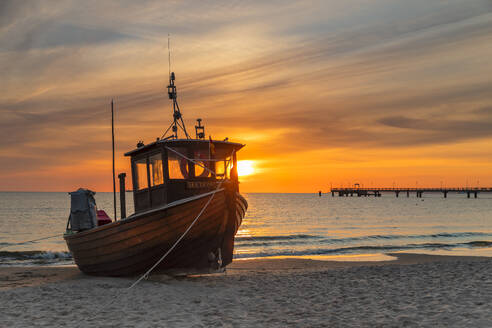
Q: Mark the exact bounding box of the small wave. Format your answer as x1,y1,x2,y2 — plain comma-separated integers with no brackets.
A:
430,232,488,238
234,240,492,259
0,250,72,262
467,241,492,247
335,232,490,243
235,234,322,242
235,232,492,247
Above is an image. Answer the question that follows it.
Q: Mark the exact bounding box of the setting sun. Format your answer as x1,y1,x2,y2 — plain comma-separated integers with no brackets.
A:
237,160,255,177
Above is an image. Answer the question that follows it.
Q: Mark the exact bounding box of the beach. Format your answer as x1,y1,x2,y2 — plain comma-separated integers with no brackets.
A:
1,253,490,327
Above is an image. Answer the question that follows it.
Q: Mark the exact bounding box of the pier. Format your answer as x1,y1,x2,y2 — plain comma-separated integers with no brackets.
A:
330,187,492,198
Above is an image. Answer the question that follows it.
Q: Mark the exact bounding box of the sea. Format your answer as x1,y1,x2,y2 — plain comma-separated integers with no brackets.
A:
0,191,491,266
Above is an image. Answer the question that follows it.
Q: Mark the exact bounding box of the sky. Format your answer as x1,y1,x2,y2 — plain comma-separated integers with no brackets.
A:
1,0,492,192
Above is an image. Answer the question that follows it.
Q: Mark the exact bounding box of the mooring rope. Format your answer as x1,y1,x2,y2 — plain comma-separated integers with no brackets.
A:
0,234,61,250
127,178,224,289
75,149,236,327
127,148,234,289
76,177,226,328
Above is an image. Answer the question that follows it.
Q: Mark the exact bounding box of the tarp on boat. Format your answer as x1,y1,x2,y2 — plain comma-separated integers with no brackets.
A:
69,188,98,231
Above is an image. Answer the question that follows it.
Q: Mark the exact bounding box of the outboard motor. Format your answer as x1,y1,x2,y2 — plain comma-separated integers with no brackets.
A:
69,188,98,231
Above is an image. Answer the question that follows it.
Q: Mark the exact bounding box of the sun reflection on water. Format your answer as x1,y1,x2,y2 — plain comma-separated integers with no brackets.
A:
233,193,492,261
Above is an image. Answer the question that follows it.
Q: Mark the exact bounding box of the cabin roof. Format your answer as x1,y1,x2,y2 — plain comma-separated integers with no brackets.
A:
124,138,245,157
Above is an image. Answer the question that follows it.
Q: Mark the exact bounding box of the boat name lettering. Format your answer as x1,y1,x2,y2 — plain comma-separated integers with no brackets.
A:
187,181,218,189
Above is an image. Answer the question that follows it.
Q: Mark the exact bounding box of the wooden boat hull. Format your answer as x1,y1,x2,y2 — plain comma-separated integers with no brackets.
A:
64,189,247,276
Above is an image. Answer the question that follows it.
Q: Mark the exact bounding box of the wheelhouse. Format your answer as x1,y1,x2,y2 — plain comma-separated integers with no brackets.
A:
124,139,244,213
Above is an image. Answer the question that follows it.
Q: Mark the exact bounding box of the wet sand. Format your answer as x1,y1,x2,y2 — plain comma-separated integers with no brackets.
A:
1,253,491,327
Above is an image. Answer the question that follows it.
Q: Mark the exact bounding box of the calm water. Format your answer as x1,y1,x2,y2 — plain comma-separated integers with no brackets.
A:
0,192,491,266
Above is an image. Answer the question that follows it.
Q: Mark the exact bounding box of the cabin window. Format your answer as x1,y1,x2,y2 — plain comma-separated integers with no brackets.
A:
168,147,189,179
193,150,212,178
135,158,148,190
149,153,164,186
215,157,231,179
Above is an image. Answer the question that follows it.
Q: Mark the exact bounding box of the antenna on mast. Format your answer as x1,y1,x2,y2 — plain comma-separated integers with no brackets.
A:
168,33,171,77
162,35,190,140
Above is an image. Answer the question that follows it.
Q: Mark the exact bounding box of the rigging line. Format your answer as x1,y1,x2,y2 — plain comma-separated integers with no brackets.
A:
166,146,220,177
128,149,234,290
161,121,175,139
175,119,189,139
0,234,61,250
175,119,185,130
76,149,235,326
175,119,190,139
174,120,187,138
76,168,232,328
180,118,190,139
175,102,190,138
128,178,225,290
178,158,219,162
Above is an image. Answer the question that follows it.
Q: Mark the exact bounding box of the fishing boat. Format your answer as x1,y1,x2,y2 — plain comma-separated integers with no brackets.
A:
64,71,248,276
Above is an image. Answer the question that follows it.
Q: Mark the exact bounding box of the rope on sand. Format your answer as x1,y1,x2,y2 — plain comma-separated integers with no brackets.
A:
75,149,235,327
125,148,235,289
126,148,235,288
127,177,224,289
128,148,234,288
74,178,225,328
0,234,61,250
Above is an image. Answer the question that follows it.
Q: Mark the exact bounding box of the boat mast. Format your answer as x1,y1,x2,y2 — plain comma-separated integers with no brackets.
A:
163,36,190,139
111,99,117,221
167,73,189,139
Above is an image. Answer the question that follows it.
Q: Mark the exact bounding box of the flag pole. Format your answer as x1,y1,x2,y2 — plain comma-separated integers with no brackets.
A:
111,99,117,221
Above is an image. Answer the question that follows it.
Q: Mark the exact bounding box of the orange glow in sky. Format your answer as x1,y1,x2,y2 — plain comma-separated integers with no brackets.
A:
1,1,492,192
237,161,255,177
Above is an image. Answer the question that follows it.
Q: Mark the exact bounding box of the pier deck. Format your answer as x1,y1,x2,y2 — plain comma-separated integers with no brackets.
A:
330,187,492,198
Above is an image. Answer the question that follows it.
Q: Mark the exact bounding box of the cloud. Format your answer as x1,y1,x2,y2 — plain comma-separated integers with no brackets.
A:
1,0,492,190
13,24,135,51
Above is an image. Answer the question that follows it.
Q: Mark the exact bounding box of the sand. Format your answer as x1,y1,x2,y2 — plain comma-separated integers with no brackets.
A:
0,253,491,327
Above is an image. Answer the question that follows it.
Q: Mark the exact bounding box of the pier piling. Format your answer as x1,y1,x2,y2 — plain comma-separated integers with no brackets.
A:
329,187,489,199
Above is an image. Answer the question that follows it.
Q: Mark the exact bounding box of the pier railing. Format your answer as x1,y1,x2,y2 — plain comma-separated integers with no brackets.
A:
330,187,492,198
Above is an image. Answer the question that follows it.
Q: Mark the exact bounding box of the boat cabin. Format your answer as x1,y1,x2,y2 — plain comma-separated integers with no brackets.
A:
124,139,244,213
